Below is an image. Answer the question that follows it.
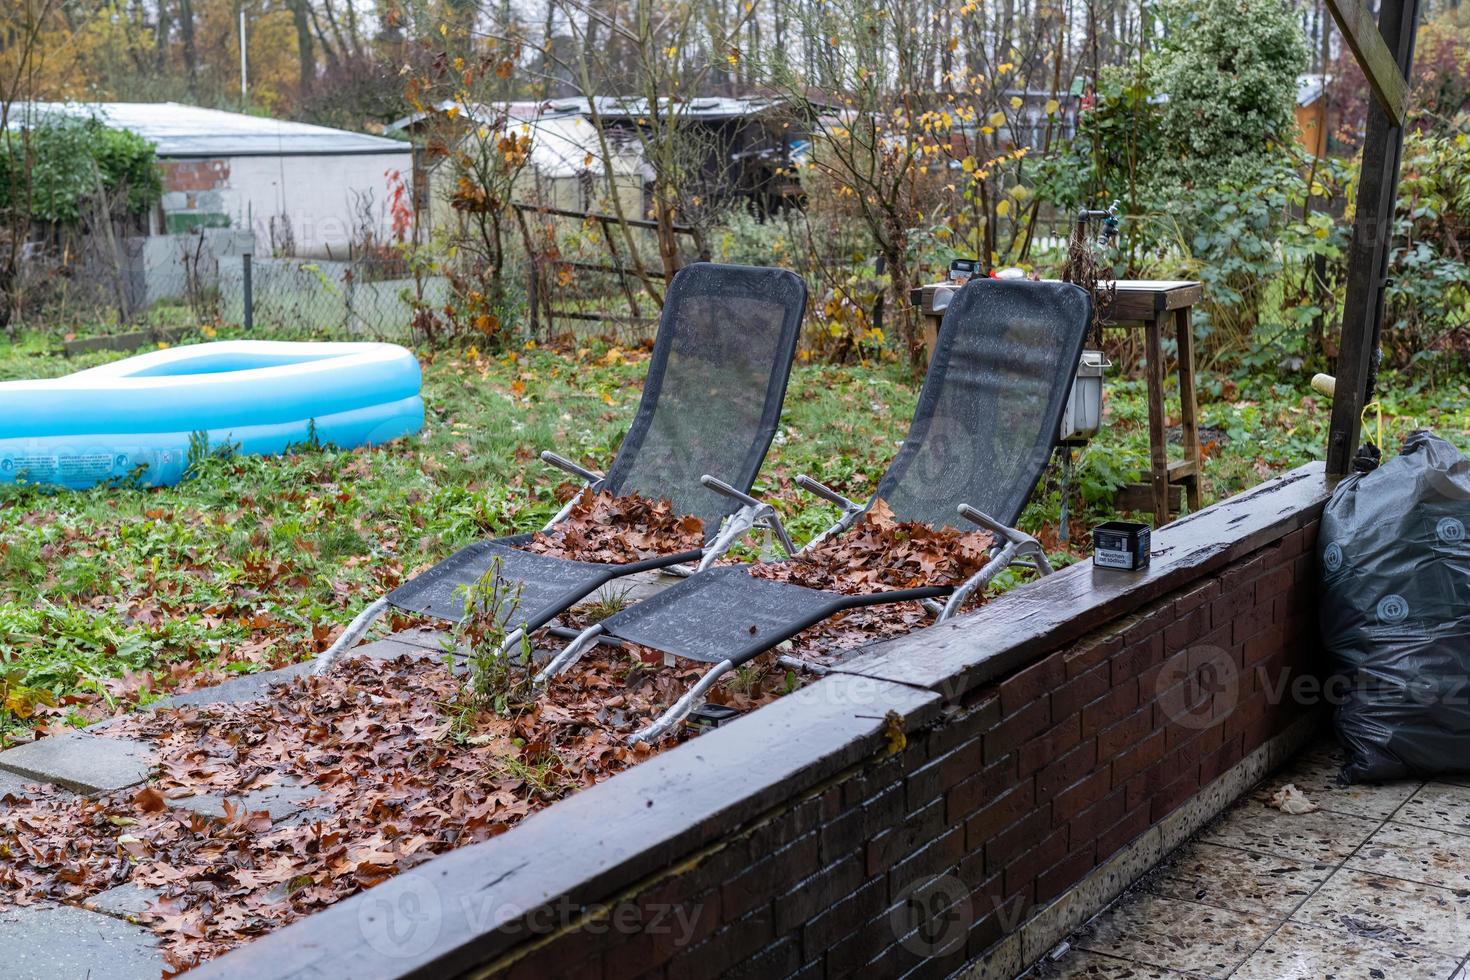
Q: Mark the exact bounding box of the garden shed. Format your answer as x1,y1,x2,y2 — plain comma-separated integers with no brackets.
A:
387,101,646,229
22,101,414,257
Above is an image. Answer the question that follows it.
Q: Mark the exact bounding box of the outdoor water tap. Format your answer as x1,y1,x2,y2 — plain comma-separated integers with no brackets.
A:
1076,201,1121,248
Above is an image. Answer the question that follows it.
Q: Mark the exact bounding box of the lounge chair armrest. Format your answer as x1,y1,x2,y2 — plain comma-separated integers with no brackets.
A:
700,474,762,510
796,474,863,513
957,504,1036,547
541,450,604,484
941,506,1055,621
697,475,797,566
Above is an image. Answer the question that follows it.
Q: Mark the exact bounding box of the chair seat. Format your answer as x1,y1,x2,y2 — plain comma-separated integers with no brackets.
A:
601,566,948,666
386,537,699,629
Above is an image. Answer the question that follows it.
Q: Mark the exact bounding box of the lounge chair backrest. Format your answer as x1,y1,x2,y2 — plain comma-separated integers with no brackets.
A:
601,263,807,532
872,278,1092,530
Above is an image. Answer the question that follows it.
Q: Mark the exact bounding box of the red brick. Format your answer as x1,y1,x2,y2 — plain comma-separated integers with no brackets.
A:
1198,734,1246,785
925,696,1001,757
947,755,1019,825
1068,787,1128,849
965,905,1011,961
669,907,774,980
1035,843,1098,905
1082,683,1139,732
1155,680,1214,743
1112,631,1165,686
1210,587,1254,632
1222,691,1272,744
1018,716,1083,778
1124,744,1198,810
1002,826,1069,899
888,826,965,897
1291,551,1316,590
1097,707,1153,760
1095,804,1152,859
1121,605,1170,646
1000,655,1064,716
1052,662,1112,721
866,798,945,878
1139,647,1190,706
1063,634,1123,679
1036,740,1099,800
723,831,817,919
985,808,1050,876
1231,600,1276,646
984,697,1051,765
1219,550,1270,592
966,781,1036,853
1254,564,1294,605
799,877,887,958
1052,767,1112,824
1111,729,1167,785
1173,579,1220,616
907,735,983,811
1244,626,1287,667
1150,768,1202,822
775,854,868,934
1164,606,1211,651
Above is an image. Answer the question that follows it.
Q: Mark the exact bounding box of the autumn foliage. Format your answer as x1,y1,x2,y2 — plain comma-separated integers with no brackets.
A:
749,499,994,594
521,489,706,563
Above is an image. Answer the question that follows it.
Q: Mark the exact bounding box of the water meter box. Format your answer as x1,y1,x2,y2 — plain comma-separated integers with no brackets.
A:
1094,521,1150,570
1060,350,1110,442
686,704,743,732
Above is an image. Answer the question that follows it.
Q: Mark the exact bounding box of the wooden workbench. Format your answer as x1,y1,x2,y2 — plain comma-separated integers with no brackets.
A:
911,279,1204,526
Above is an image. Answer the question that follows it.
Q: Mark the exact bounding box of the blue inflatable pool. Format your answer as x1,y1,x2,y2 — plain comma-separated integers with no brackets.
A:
0,340,423,490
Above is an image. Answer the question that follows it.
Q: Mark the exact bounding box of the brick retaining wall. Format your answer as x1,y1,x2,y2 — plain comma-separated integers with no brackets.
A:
200,463,1332,980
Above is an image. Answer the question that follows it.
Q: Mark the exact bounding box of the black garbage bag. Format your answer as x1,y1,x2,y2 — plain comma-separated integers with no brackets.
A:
1320,430,1470,783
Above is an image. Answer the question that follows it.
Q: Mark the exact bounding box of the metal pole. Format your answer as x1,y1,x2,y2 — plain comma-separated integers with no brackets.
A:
239,8,248,101
242,252,253,332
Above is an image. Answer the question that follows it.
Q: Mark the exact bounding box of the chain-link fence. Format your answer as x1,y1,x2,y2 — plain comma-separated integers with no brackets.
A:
219,254,449,339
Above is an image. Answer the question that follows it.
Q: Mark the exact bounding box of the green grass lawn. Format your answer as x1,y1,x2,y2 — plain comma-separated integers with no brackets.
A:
2,324,1466,743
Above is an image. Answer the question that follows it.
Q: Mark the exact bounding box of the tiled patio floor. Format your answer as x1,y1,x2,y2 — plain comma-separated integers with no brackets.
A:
1031,737,1470,979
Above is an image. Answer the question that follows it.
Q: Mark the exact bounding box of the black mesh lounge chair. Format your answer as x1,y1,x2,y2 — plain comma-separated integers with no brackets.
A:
313,263,807,672
538,278,1093,742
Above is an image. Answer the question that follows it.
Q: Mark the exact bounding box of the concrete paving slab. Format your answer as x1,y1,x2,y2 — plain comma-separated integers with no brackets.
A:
0,903,163,980
1071,892,1275,976
170,781,319,822
1143,840,1333,916
1232,920,1459,980
387,626,451,650
84,881,163,921
0,767,45,800
1292,866,1470,958
155,661,314,708
0,732,153,794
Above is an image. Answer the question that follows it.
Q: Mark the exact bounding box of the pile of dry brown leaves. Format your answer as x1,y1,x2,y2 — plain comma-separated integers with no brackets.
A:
749,499,995,594
520,489,705,563
0,649,792,970
742,500,996,661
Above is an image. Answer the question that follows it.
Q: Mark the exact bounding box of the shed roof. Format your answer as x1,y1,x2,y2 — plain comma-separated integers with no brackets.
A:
386,102,642,177
15,102,410,158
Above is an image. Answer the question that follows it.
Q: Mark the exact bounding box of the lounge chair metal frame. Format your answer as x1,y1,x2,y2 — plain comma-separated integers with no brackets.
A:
538,278,1091,743
313,263,807,674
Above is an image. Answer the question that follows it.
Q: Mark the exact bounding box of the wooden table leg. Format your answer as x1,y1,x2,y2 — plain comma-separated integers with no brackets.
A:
1143,313,1169,526
1174,306,1203,510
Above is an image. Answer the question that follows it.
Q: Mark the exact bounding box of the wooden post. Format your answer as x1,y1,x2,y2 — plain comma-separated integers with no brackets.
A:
1143,313,1170,525
1174,306,1202,510
1324,0,1421,478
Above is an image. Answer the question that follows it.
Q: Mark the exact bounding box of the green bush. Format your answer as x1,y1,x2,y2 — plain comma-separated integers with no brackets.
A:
0,117,162,224
1385,131,1470,370
1150,0,1308,190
